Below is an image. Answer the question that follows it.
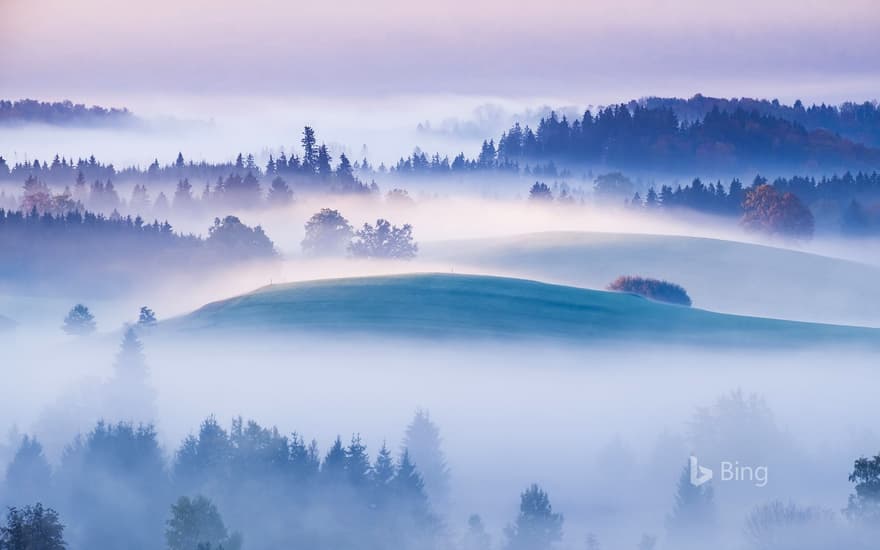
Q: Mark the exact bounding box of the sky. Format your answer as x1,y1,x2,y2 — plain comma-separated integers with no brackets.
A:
2,0,880,106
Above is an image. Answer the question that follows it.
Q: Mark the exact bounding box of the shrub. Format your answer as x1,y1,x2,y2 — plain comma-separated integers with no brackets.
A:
607,276,692,306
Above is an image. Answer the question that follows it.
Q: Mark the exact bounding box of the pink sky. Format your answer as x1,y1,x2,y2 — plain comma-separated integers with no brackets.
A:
2,0,879,102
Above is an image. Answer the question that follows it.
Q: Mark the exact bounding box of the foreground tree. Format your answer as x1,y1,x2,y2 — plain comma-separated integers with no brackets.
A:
504,484,563,550
166,496,241,550
0,504,66,550
846,452,880,522
301,208,353,256
62,304,95,335
348,219,417,259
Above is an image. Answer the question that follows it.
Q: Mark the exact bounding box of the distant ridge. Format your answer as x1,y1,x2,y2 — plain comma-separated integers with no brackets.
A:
0,98,137,127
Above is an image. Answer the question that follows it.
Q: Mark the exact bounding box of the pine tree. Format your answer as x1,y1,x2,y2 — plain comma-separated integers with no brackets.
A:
645,187,658,208
3,436,52,505
504,484,563,550
301,127,317,170
402,409,450,511
62,304,96,335
174,179,194,209
461,514,492,550
345,434,371,488
371,441,395,505
665,461,716,544
322,436,346,484
316,144,332,179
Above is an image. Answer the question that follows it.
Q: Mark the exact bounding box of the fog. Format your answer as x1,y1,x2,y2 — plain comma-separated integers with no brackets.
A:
2,319,879,549
3,94,880,550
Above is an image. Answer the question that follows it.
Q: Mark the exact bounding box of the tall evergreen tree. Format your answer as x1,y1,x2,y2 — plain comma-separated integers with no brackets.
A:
345,434,371,488
665,461,716,545
2,437,52,507
316,145,333,179
402,410,450,511
301,127,317,171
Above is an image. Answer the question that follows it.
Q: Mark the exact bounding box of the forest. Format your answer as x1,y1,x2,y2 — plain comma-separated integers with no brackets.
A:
2,326,879,550
0,208,275,293
0,99,136,127
488,106,880,172
635,95,880,147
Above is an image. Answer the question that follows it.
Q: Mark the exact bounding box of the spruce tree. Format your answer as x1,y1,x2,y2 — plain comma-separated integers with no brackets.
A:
504,484,563,550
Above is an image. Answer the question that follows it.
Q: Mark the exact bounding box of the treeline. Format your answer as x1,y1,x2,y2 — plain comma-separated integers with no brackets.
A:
0,99,135,127
0,127,377,199
1,417,440,550
0,208,275,291
531,174,817,238
637,94,880,147
529,169,880,237
492,106,880,171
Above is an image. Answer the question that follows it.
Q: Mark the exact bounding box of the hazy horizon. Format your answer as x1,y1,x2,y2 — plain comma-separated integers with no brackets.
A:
2,0,879,103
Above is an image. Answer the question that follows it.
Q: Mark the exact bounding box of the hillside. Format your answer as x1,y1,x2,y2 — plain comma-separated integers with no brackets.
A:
170,273,877,347
422,232,880,327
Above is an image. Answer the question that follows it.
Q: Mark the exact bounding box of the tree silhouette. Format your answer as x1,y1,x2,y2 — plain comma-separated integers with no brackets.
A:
504,484,563,550
62,304,95,335
301,208,353,256
138,306,157,327
461,514,492,550
0,504,66,550
846,452,880,522
529,182,553,202
166,496,241,550
665,461,716,545
402,410,450,511
348,219,417,259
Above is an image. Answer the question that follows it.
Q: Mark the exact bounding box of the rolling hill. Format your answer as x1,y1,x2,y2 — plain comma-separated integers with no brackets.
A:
421,232,880,327
169,273,878,347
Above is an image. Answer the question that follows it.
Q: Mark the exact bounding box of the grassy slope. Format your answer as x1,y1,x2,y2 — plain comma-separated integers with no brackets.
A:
421,232,880,327
171,273,877,347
